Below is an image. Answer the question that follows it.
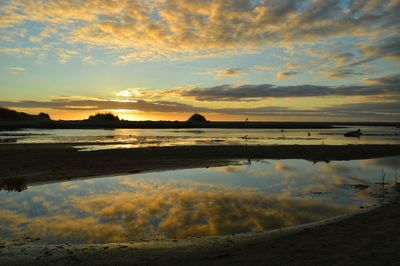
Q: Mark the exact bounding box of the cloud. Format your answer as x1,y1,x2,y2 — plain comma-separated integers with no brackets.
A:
318,101,400,116
331,52,357,66
284,63,304,71
0,2,26,29
82,56,95,64
178,73,400,101
114,88,154,98
217,103,400,119
214,68,246,78
56,48,78,63
28,27,57,43
276,71,299,80
0,47,38,56
253,65,277,71
0,99,208,114
345,35,400,68
291,35,400,79
365,72,400,85
325,68,365,78
359,35,400,62
0,0,399,62
5,66,25,74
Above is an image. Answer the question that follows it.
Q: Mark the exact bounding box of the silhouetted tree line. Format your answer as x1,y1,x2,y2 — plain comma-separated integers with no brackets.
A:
87,113,120,122
0,107,51,121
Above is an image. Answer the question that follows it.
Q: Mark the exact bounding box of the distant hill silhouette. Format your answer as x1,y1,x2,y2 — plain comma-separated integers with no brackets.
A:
187,113,208,123
0,107,51,122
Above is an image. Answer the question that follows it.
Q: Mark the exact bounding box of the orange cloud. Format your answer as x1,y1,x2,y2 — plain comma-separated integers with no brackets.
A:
214,68,246,78
276,71,299,80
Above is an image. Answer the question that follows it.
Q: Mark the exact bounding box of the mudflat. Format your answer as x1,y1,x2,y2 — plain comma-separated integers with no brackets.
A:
0,144,400,185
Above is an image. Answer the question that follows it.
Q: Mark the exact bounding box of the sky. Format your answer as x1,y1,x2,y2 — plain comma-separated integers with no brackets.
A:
0,0,399,121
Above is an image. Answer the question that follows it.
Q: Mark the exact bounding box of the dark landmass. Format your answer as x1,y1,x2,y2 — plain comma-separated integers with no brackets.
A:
0,107,51,127
1,107,399,129
187,113,208,123
1,144,400,188
87,112,120,122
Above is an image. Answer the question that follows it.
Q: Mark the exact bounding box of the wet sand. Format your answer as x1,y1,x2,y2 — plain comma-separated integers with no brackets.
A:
1,144,400,186
1,187,399,266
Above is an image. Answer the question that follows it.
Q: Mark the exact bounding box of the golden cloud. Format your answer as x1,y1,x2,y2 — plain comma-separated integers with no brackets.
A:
0,0,398,62
214,68,246,78
276,71,299,80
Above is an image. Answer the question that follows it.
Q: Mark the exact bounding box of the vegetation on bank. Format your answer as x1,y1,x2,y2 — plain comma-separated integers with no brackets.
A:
87,113,120,122
0,107,51,121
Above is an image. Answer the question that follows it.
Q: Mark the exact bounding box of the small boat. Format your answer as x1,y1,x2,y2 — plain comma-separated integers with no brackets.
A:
344,129,362,137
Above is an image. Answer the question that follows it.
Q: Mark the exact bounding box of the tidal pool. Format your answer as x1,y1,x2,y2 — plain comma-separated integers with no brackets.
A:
0,156,398,244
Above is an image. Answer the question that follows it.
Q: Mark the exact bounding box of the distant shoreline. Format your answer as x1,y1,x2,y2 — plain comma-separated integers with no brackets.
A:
1,121,400,130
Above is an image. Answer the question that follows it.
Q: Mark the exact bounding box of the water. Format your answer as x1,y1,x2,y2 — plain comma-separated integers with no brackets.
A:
0,156,398,244
0,126,399,150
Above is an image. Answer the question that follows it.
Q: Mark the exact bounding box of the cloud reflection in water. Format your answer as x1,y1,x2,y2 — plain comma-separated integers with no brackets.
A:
0,157,398,244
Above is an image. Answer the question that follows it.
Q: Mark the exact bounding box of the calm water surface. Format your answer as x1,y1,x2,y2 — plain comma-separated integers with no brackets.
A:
0,156,398,244
0,126,399,150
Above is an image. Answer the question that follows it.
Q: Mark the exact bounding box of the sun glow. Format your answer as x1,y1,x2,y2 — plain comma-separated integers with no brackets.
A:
110,109,138,114
116,90,132,97
111,99,138,103
106,109,140,121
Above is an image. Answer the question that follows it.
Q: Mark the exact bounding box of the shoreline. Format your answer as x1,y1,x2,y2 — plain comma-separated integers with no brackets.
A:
2,121,400,130
1,144,400,187
1,186,399,265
